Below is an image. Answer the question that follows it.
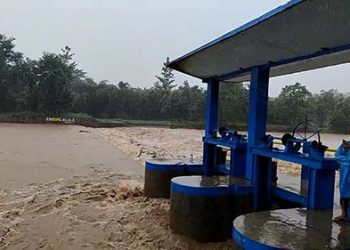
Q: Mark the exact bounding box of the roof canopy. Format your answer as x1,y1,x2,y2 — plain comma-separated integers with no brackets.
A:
167,0,350,83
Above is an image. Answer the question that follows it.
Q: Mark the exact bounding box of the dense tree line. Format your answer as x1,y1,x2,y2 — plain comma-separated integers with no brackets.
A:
69,59,207,121
267,83,349,132
1,34,349,132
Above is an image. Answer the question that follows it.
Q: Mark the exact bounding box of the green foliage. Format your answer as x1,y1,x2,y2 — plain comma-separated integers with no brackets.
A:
219,83,249,124
1,33,350,133
169,81,206,121
309,89,340,127
155,57,176,91
69,73,206,122
328,96,350,133
271,83,312,125
0,35,24,112
0,35,83,115
152,57,177,118
36,51,82,115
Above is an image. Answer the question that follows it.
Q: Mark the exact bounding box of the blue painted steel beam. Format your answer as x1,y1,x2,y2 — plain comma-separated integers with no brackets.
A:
216,164,230,175
247,66,271,211
203,137,248,177
307,169,335,209
251,147,339,170
230,150,247,177
272,186,307,206
202,137,247,151
301,146,310,181
247,66,270,179
252,147,338,209
203,79,220,176
204,79,220,138
211,43,350,82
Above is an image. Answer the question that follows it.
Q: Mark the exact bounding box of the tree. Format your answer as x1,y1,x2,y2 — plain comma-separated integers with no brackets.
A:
168,81,205,121
152,57,177,119
219,83,249,125
71,77,98,115
3,33,350,134
154,57,176,91
0,35,24,112
36,48,84,115
273,83,312,125
0,34,23,73
329,95,350,133
310,89,341,127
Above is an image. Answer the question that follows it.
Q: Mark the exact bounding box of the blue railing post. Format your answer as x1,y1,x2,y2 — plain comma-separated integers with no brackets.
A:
247,66,271,210
203,79,220,176
300,147,310,192
307,169,335,209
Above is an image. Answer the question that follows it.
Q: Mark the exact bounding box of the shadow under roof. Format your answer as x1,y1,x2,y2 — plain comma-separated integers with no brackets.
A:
167,0,350,83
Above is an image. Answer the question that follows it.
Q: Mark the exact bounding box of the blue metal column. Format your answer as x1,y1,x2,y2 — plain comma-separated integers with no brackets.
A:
230,149,247,177
307,169,335,209
247,66,271,210
301,145,310,187
301,167,309,180
203,79,220,176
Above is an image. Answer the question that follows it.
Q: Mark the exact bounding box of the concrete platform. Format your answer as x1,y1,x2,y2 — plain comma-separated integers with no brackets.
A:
233,208,350,249
144,159,202,198
170,175,253,242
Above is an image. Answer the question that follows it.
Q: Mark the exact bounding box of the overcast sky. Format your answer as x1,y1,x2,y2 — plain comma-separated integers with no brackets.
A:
1,0,350,96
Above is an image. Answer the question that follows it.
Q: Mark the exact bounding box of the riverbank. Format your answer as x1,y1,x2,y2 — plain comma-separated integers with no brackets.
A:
2,112,349,135
0,112,314,132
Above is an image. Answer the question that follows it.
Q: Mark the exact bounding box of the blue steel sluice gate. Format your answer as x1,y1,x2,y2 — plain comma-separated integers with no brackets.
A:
144,0,350,248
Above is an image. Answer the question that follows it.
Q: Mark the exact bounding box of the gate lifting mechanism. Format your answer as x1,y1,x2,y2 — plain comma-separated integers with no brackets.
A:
262,119,328,158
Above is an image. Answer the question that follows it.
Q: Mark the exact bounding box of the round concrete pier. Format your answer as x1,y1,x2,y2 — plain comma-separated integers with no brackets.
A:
144,159,202,198
170,175,252,242
233,208,350,249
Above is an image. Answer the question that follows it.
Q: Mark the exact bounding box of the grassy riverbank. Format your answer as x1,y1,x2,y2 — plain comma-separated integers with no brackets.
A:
0,112,346,134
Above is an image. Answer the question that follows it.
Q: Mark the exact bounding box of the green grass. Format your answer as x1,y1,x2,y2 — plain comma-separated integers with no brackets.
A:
64,113,93,119
97,118,177,127
96,118,207,129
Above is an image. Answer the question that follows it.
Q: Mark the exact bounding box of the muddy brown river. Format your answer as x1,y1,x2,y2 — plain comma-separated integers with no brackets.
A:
0,123,142,190
0,123,348,249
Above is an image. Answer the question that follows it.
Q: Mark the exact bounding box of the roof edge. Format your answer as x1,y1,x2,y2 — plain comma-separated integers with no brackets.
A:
167,0,304,70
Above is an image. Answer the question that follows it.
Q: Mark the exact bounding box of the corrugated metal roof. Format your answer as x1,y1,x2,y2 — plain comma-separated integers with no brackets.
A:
167,0,350,83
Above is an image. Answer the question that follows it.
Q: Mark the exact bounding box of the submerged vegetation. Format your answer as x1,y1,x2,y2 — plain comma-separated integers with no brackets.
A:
0,34,349,133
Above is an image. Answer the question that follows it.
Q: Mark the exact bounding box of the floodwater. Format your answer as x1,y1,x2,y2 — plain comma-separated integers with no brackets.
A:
0,123,142,190
0,123,234,250
0,124,348,249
